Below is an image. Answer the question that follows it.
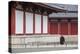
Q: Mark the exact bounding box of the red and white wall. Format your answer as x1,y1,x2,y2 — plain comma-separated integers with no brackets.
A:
11,8,78,35
11,9,48,35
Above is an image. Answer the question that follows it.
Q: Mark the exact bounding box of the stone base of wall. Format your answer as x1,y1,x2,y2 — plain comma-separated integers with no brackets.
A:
9,34,78,53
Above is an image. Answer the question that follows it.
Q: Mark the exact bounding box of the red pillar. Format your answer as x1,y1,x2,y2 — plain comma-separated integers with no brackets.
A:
58,22,61,34
48,16,50,34
23,11,26,34
41,14,43,34
68,22,71,35
11,7,15,35
33,13,35,34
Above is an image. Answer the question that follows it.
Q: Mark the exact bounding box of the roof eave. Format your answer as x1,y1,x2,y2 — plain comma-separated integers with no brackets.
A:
33,3,66,13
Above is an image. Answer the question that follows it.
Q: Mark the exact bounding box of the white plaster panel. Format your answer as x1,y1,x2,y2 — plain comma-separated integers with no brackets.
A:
25,12,33,33
43,16,48,33
35,14,41,33
15,10,23,34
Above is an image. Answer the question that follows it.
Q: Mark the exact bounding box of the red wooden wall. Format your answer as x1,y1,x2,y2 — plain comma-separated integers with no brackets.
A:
61,22,68,35
71,22,78,35
49,19,78,35
50,22,58,34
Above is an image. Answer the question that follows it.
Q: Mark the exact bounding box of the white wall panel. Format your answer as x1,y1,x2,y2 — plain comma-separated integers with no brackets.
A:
35,14,41,33
25,12,33,33
15,10,23,34
43,16,48,33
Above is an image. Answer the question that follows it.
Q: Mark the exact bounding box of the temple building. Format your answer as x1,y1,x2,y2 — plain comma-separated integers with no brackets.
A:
9,1,78,53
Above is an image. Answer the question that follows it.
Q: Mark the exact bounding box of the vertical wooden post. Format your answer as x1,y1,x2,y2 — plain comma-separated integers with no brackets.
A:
58,22,60,34
41,14,43,34
11,7,15,35
23,10,25,34
68,23,71,35
68,19,71,35
33,13,35,34
48,16,50,34
58,19,61,35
